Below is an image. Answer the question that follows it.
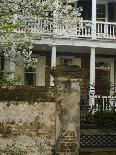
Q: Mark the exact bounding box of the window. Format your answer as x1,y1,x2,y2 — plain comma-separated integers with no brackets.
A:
60,58,73,65
24,67,36,86
97,4,106,21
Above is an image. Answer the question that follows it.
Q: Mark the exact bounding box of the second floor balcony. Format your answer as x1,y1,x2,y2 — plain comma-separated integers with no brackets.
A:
16,0,116,40
18,18,116,40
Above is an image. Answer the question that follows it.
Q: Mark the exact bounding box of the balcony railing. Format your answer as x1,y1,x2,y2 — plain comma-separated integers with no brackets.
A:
17,18,116,40
96,21,116,39
94,95,116,111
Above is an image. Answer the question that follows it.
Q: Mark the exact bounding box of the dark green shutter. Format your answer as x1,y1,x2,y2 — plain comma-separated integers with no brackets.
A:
77,0,92,20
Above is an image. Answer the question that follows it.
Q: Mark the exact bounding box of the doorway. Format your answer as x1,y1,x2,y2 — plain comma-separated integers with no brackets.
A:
95,69,110,95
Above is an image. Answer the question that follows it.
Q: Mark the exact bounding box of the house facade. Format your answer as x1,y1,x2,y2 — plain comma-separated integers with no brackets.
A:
2,0,116,96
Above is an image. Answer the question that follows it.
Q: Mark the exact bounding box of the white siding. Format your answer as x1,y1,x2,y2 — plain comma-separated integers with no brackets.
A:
36,56,46,86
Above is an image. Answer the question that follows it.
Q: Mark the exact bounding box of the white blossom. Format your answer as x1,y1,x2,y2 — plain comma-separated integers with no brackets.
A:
0,0,82,65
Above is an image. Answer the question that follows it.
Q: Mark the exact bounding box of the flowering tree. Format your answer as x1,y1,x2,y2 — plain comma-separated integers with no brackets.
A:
0,0,82,85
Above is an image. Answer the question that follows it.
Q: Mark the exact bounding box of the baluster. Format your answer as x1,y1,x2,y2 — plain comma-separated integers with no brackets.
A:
97,24,99,37
94,97,97,111
78,23,81,36
107,97,110,110
114,97,116,111
106,24,108,37
109,25,112,38
98,97,101,110
100,24,102,34
112,25,115,38
103,23,105,37
107,97,109,110
88,26,91,36
85,24,87,36
81,22,84,36
102,97,105,110
104,98,106,110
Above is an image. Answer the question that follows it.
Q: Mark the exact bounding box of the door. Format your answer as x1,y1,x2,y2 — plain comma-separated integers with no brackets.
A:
95,69,110,95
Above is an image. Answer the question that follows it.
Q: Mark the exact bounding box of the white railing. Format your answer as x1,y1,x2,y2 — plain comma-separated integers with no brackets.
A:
94,95,116,111
17,18,53,35
17,18,116,40
55,20,92,38
96,21,116,39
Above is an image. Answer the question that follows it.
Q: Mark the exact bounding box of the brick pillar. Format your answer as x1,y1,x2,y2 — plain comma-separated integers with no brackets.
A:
52,65,81,155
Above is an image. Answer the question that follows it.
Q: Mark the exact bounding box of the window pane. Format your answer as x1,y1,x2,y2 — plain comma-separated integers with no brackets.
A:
60,58,73,65
97,4,106,21
24,67,36,86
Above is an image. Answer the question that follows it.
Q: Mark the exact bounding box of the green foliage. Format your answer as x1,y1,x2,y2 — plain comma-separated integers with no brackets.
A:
94,110,116,127
0,23,22,31
0,71,22,86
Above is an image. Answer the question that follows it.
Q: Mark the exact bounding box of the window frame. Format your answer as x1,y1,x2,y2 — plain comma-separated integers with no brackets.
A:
59,56,74,66
24,66,37,86
97,4,106,22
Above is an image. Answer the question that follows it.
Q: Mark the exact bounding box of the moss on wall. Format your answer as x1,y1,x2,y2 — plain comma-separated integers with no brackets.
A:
0,86,55,102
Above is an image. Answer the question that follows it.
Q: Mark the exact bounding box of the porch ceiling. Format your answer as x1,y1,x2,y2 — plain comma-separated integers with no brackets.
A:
33,45,116,55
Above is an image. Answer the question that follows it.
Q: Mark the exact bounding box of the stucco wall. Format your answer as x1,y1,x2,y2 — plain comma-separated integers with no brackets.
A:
0,101,56,155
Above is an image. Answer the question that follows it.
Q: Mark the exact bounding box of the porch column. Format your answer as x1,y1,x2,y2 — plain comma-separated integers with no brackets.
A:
9,43,16,80
50,45,57,86
92,0,96,39
89,47,96,106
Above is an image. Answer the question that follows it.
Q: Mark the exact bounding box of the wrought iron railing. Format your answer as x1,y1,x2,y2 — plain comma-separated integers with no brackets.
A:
80,84,116,148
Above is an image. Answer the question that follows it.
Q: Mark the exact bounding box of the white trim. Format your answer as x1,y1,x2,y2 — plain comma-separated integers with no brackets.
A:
92,0,96,39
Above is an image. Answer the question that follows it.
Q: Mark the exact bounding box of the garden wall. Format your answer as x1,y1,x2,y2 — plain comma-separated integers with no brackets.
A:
0,87,56,155
0,86,116,155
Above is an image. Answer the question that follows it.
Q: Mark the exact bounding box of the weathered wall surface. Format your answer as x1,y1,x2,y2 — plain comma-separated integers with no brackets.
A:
0,101,56,155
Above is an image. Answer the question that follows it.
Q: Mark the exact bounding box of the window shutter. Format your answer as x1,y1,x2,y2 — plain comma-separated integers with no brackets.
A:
108,3,116,22
77,0,92,20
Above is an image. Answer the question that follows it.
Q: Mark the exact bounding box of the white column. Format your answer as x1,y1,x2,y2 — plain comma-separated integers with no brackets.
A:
89,47,96,107
50,45,56,86
92,0,96,39
9,43,16,80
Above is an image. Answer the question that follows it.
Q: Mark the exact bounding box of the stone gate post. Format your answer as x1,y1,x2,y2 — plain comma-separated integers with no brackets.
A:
52,65,81,155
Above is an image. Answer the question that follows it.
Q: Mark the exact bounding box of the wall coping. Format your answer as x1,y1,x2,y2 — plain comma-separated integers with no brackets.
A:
0,86,55,102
